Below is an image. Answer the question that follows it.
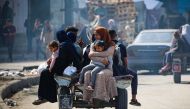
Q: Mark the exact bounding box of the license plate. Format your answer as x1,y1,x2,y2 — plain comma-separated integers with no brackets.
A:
172,58,181,72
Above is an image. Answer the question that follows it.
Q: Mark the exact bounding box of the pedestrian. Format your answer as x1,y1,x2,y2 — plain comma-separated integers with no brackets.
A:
24,18,33,53
94,0,108,27
33,18,46,60
41,20,54,57
2,19,16,62
109,29,141,106
108,19,118,32
1,1,14,25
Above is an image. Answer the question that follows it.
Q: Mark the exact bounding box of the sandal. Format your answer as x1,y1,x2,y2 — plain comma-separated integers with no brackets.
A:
129,99,141,106
32,99,47,105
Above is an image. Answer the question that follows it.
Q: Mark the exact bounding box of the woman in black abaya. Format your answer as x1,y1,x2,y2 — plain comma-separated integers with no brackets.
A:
32,29,81,105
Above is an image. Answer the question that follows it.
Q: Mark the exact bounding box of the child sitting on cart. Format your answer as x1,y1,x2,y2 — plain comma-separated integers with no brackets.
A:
46,40,59,72
77,40,113,90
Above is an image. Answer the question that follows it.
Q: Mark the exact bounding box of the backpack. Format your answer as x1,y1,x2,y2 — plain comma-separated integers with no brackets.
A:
113,42,124,66
113,42,126,76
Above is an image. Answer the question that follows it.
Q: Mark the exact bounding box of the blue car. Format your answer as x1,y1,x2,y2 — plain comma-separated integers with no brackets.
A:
127,29,177,73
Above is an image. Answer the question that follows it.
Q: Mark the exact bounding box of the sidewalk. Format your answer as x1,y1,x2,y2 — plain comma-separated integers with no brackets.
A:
0,61,44,71
0,61,45,109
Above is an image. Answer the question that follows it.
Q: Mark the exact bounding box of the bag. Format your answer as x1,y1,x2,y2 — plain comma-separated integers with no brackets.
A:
113,43,126,76
37,62,48,74
114,43,123,66
63,66,77,76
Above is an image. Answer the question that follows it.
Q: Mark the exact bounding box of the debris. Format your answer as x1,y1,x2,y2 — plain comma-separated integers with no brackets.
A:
0,70,25,77
23,88,30,92
4,98,17,107
17,72,25,77
24,69,39,76
37,62,48,73
0,71,8,77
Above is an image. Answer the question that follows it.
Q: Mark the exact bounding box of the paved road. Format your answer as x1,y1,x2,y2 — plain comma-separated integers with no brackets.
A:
11,74,190,109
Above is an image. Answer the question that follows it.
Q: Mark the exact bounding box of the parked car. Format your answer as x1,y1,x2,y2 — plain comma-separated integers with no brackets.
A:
127,29,177,73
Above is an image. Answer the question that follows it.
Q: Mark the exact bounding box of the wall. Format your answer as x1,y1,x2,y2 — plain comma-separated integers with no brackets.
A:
50,0,65,30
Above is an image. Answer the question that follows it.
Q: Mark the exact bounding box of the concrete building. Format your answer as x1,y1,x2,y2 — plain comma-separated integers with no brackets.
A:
0,0,79,62
0,0,80,34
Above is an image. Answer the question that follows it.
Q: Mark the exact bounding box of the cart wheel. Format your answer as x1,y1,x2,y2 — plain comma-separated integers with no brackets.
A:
115,88,128,109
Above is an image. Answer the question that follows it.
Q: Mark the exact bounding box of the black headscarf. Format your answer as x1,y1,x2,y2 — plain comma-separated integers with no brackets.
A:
56,29,68,43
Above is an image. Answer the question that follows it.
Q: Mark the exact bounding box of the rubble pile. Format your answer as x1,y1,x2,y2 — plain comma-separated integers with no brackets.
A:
0,70,24,78
0,69,39,79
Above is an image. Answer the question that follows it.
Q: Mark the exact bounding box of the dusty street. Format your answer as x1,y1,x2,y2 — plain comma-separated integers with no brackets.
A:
9,74,190,109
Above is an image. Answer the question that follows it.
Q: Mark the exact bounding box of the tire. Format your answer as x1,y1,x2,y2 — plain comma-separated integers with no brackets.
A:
173,72,181,83
115,88,128,109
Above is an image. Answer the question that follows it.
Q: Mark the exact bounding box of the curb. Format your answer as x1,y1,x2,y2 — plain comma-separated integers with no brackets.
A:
0,61,44,71
23,66,39,71
0,76,40,109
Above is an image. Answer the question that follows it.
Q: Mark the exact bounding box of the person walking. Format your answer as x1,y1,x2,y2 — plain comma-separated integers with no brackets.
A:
1,1,14,25
33,18,46,60
24,18,33,53
41,20,54,57
2,19,16,62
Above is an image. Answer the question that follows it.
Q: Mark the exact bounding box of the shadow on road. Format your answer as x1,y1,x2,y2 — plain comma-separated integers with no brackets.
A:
180,81,190,84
